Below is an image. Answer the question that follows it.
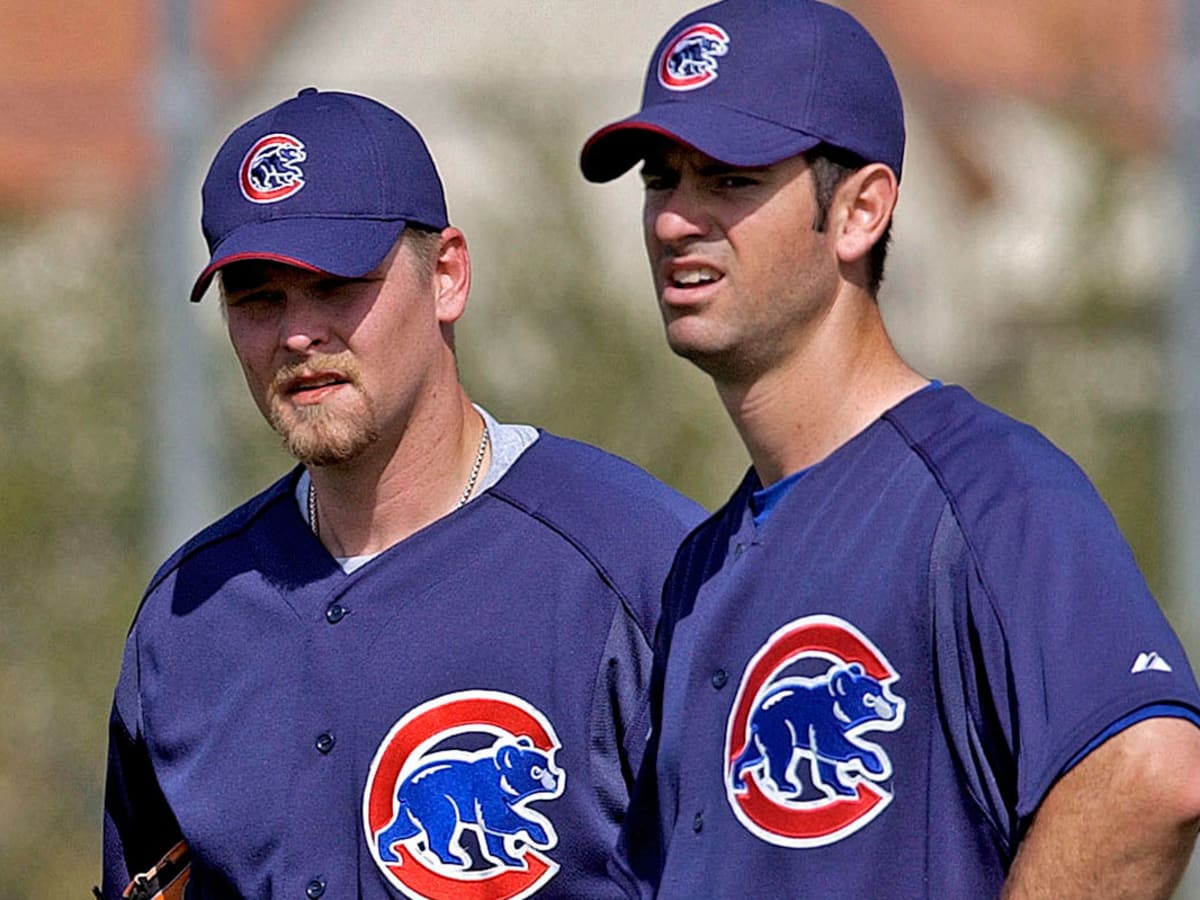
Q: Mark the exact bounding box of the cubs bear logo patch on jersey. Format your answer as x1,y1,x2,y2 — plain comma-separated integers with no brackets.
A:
238,133,307,203
363,690,566,900
725,615,905,848
658,23,730,91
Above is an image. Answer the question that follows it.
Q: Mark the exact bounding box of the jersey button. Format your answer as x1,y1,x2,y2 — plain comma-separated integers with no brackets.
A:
315,732,335,754
305,879,326,899
711,669,728,690
325,602,347,624
692,811,704,833
733,541,746,558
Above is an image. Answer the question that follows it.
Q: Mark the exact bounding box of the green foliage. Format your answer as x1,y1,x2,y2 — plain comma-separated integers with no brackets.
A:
451,83,746,509
0,214,154,895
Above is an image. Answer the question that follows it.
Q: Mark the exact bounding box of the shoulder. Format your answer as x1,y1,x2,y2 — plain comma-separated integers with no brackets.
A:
492,431,704,532
884,386,1156,639
136,470,298,618
656,470,755,631
488,432,705,628
882,385,1155,628
886,386,1089,495
884,386,1107,534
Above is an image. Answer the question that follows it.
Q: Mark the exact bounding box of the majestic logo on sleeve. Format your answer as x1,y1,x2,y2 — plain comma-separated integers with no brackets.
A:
725,615,905,847
239,133,307,203
363,690,566,900
658,23,730,91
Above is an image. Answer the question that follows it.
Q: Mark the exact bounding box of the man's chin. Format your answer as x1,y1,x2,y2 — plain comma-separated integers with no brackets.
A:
664,334,749,383
271,409,378,468
665,324,721,365
285,441,366,468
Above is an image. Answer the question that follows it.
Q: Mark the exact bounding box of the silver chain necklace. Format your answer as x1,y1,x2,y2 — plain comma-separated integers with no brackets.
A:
307,423,490,538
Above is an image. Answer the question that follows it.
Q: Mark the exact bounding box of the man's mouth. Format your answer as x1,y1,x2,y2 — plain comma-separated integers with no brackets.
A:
278,371,351,405
670,266,722,287
292,375,342,392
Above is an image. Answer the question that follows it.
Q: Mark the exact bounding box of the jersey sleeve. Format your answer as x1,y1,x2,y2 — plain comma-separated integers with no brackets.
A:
950,468,1200,835
606,600,671,900
101,625,184,897
587,601,656,829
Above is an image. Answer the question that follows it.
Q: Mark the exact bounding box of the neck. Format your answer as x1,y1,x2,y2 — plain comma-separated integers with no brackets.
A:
715,293,926,487
306,389,488,557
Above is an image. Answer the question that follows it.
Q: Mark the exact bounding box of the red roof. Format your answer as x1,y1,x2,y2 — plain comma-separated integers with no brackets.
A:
0,0,308,210
851,0,1167,153
0,0,1169,212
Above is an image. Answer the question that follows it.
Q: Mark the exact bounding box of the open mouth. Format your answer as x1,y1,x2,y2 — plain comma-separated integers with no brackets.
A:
662,262,724,306
670,266,722,288
280,372,350,405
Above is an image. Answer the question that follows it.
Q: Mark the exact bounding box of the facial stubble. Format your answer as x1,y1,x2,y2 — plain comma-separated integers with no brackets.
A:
265,353,380,467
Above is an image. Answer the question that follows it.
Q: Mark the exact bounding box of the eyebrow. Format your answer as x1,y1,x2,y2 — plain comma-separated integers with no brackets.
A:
697,163,742,177
640,156,766,179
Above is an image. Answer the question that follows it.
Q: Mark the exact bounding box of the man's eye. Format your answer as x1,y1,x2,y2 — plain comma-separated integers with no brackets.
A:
227,291,279,309
640,170,677,191
717,175,759,189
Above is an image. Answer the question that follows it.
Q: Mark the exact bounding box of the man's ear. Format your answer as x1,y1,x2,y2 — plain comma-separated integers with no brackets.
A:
433,227,471,325
832,163,898,267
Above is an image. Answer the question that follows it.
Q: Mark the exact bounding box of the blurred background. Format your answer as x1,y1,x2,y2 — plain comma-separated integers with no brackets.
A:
2,0,1199,895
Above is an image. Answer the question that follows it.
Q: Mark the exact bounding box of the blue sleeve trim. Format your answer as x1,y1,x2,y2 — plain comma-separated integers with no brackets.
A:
1064,704,1200,773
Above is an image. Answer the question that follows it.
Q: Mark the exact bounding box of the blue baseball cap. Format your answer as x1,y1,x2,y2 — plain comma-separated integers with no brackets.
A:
580,0,904,183
190,88,449,302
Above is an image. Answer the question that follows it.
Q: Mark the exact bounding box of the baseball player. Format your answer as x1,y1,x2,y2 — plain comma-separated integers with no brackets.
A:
100,89,703,899
579,1,1200,897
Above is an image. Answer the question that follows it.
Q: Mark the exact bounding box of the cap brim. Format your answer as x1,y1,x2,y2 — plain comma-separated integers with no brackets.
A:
580,103,825,183
189,217,409,302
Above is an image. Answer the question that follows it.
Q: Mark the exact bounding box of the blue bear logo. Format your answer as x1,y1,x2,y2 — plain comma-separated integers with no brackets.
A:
667,35,728,81
375,736,563,870
247,145,305,193
731,663,903,799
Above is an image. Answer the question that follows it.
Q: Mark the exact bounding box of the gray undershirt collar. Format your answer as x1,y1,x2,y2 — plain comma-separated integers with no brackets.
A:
295,404,538,573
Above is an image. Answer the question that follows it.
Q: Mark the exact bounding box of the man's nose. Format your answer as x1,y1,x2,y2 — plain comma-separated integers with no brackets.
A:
280,294,329,354
647,184,711,246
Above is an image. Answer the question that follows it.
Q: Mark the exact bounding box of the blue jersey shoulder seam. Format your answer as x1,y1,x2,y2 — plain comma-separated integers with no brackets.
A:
131,468,300,632
879,412,1001,613
487,485,652,644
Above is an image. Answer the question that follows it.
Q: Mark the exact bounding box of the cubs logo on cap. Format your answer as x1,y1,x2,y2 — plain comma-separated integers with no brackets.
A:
238,133,307,203
191,89,450,302
363,690,566,900
658,23,730,91
580,0,906,184
725,614,905,848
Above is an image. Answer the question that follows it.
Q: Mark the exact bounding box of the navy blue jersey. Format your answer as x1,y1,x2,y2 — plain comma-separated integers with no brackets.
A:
617,386,1200,899
102,432,703,899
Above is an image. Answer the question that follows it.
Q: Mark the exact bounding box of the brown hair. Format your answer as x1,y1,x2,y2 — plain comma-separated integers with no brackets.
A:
804,145,892,296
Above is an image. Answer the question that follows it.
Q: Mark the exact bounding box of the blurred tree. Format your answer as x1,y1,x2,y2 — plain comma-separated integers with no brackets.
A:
969,152,1168,603
0,213,153,895
450,84,747,510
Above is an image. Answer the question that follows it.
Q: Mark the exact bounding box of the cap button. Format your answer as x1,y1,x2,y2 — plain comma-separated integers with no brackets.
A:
298,87,318,96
